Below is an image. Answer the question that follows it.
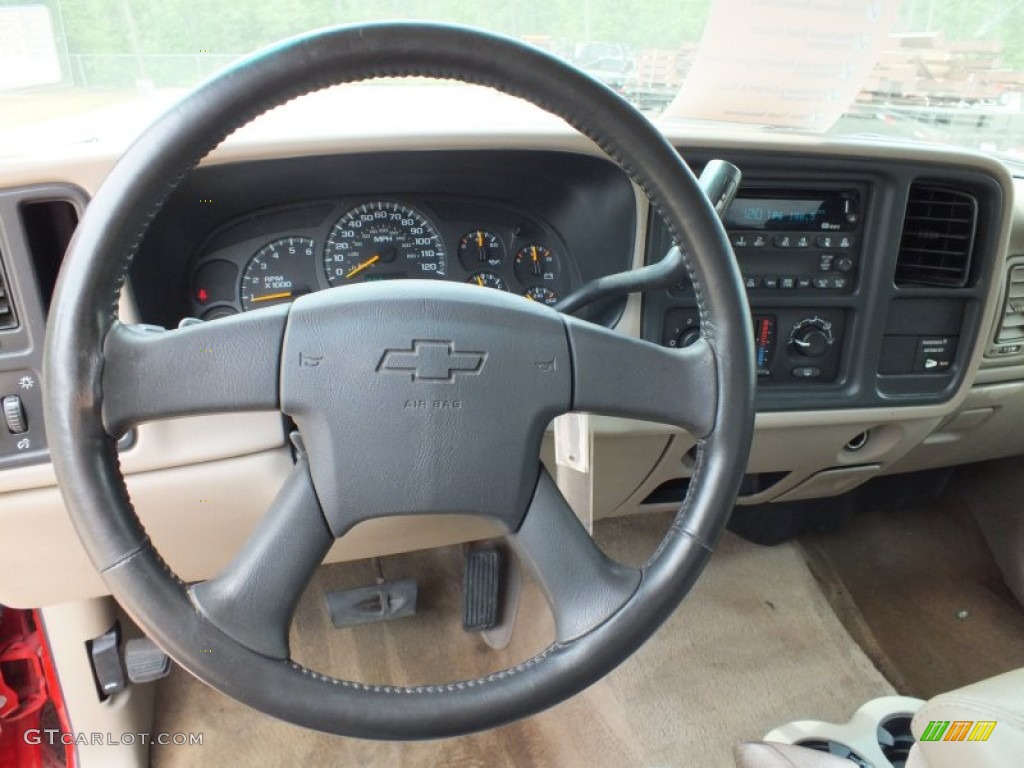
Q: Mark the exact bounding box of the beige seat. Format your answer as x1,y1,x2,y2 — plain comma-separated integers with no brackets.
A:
905,668,1024,768
737,668,1024,768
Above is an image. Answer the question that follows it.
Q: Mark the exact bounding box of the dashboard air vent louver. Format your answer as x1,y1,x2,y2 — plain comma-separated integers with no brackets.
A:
896,184,977,288
0,253,17,330
996,265,1024,343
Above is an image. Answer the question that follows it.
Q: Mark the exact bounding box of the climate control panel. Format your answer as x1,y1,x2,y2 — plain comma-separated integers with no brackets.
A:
662,308,846,384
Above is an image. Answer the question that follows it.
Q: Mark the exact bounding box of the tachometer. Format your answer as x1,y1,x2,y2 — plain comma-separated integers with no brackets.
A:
240,237,316,311
323,202,446,286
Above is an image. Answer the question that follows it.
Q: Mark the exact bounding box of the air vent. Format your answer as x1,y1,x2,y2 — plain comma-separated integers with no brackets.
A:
996,265,1024,343
896,184,977,287
19,199,79,316
0,253,17,330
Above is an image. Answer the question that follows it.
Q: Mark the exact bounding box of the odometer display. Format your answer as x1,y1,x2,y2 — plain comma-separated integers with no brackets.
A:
323,202,446,286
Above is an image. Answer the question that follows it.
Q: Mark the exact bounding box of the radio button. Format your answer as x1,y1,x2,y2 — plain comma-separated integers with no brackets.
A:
835,255,854,272
780,277,796,289
744,277,760,290
812,277,830,289
732,234,750,248
751,235,768,248
832,277,849,290
763,277,779,289
816,235,835,248
837,235,853,249
797,277,812,289
792,366,822,379
795,235,811,248
773,235,792,248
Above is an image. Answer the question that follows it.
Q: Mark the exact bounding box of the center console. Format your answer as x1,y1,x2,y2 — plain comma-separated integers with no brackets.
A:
661,185,863,386
641,152,1003,412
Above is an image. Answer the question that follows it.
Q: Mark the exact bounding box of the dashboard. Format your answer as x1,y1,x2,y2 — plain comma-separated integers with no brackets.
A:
148,147,1005,416
0,125,1020,609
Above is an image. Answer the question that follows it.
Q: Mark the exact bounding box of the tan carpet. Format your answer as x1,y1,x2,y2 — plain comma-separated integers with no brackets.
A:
152,513,893,767
800,481,1024,700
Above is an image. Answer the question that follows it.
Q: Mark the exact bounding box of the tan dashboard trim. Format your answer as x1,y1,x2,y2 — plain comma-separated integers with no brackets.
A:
0,125,1016,606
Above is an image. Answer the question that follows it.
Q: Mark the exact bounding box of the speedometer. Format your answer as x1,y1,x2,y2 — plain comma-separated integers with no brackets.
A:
323,202,446,286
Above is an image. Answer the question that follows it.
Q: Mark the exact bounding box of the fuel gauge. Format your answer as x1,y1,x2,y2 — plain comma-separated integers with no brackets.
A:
466,271,508,291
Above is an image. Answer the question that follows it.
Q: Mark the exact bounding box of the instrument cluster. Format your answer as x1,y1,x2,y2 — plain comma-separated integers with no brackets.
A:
188,198,574,320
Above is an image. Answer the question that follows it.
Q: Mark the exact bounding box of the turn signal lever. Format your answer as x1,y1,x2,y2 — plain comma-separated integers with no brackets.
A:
554,159,742,315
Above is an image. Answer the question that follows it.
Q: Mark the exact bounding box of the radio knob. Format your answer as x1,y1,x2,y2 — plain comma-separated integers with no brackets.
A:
790,318,834,358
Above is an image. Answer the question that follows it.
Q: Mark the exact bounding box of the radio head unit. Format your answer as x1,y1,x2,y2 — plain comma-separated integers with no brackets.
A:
723,190,859,233
656,186,865,296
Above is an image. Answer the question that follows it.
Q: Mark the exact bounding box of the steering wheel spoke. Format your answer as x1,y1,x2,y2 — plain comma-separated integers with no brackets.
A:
101,306,288,437
565,316,718,437
510,468,641,643
190,457,332,660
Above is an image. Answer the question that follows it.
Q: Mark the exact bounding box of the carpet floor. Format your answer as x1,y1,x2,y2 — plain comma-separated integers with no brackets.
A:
800,475,1024,701
152,512,893,767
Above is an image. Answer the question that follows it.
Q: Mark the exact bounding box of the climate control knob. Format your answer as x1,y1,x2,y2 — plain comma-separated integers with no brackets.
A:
789,317,834,358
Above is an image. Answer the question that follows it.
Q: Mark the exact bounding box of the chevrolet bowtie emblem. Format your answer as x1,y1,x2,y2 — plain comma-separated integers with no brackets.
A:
377,341,486,382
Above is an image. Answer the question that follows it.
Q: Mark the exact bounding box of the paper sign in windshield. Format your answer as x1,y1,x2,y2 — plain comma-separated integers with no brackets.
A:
0,6,63,91
665,0,898,130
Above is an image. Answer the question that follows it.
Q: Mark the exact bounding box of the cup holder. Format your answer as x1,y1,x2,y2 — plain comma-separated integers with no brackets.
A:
878,715,915,768
796,739,872,767
764,696,925,768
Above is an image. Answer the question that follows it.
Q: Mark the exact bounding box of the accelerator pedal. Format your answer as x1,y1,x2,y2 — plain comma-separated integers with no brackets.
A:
462,547,502,632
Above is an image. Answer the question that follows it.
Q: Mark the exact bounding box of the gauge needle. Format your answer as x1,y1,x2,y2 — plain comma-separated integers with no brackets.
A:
345,254,380,279
477,231,484,248
251,290,293,303
475,275,484,286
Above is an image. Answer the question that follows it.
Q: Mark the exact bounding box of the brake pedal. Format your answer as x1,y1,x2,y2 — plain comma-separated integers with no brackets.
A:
463,547,502,632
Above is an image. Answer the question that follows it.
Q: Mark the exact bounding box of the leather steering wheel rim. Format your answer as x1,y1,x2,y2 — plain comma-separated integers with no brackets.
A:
43,22,755,740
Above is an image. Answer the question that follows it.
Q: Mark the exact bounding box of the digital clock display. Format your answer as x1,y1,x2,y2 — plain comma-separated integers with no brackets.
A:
723,193,856,232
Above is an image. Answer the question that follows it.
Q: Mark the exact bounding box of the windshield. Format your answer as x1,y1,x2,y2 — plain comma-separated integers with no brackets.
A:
1,0,1022,156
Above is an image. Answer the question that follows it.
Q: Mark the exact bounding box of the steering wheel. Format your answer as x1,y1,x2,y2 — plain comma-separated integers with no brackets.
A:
43,23,754,739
